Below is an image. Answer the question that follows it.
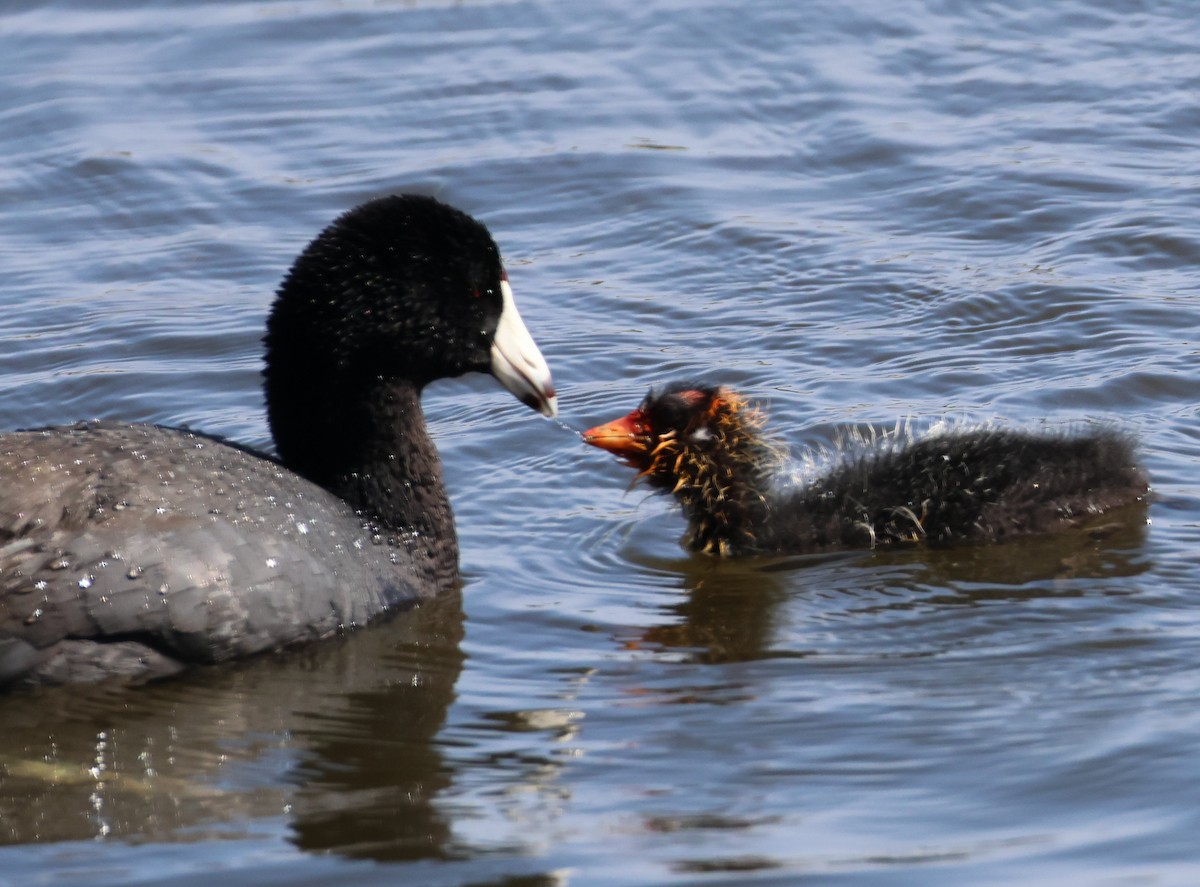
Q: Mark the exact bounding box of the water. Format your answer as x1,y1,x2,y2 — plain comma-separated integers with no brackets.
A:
2,0,1198,883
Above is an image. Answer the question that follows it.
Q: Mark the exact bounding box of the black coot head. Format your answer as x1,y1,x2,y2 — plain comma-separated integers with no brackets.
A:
264,194,555,482
267,194,505,387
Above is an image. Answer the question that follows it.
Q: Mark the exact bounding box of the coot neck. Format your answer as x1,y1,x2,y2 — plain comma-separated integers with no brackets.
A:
272,376,460,580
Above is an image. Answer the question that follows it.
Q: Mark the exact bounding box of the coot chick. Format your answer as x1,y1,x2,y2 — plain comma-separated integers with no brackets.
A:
0,195,556,686
584,382,1147,557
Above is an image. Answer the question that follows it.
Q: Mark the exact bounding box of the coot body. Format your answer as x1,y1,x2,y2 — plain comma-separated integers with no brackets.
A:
0,195,556,686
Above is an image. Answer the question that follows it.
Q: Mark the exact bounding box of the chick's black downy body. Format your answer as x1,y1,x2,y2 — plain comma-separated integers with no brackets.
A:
585,383,1148,557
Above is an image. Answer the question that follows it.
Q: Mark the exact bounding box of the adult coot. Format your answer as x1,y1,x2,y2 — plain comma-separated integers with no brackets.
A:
584,382,1147,557
0,194,557,686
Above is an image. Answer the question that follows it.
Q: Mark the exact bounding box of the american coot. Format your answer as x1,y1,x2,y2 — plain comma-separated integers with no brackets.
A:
0,194,557,686
584,382,1148,557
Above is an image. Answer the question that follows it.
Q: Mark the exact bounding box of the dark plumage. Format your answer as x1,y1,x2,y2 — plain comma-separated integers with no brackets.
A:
584,382,1148,557
0,194,557,686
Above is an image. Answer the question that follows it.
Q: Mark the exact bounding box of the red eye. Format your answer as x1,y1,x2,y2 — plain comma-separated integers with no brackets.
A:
472,288,482,299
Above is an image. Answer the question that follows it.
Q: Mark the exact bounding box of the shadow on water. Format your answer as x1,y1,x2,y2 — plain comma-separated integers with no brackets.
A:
285,592,466,861
629,504,1150,664
0,511,1152,862
0,590,466,861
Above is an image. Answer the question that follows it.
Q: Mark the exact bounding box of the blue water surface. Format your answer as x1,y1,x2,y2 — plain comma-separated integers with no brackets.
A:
1,1,1198,884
